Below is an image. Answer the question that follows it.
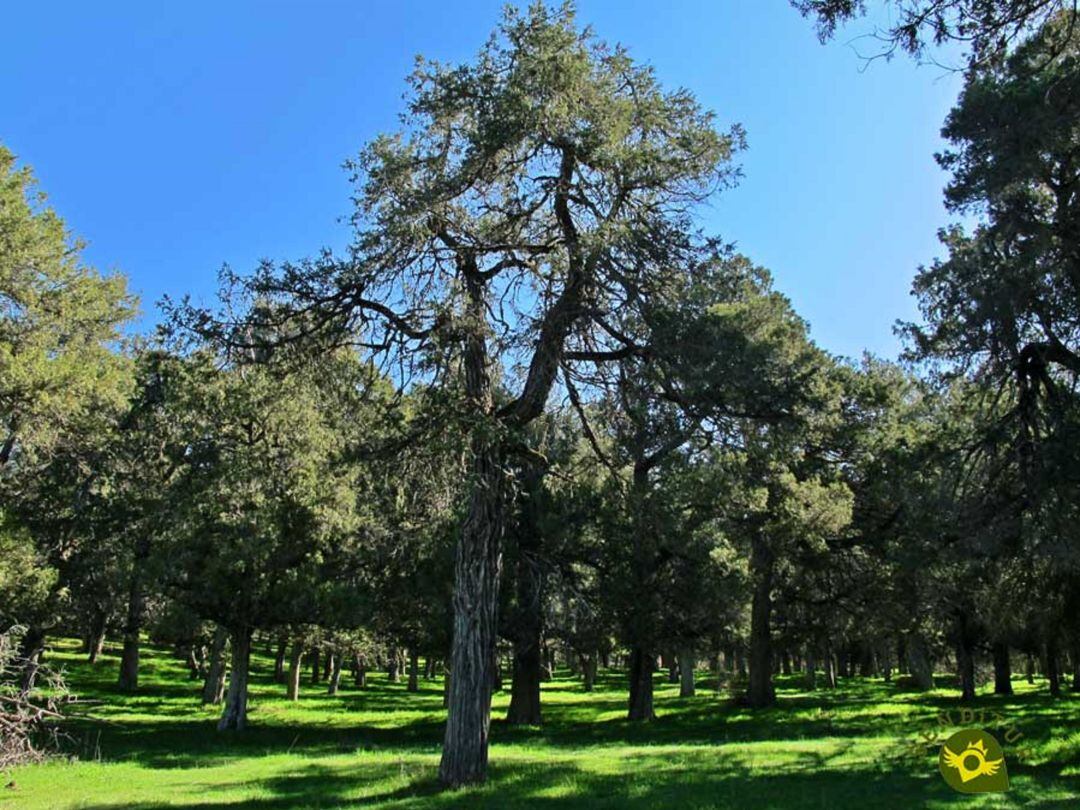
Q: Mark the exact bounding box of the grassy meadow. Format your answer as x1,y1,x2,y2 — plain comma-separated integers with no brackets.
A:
1,639,1077,809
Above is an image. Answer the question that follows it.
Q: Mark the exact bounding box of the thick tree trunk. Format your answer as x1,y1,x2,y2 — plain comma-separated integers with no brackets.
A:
323,651,333,682
118,570,146,690
407,649,420,693
217,629,251,731
992,642,1013,695
679,648,696,697
118,543,149,690
627,645,655,721
387,648,400,682
437,435,505,788
202,627,229,705
328,652,343,695
310,648,321,684
582,653,597,692
747,534,775,708
287,642,304,701
507,636,542,725
506,479,544,726
907,633,934,690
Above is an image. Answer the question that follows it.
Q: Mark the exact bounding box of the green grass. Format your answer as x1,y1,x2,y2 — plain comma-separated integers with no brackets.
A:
2,639,1077,808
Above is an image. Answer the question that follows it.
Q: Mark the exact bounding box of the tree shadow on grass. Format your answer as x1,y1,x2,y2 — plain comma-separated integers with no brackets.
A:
73,751,1078,810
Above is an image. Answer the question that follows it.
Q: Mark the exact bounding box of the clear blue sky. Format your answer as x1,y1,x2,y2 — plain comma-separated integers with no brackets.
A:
1,1,963,360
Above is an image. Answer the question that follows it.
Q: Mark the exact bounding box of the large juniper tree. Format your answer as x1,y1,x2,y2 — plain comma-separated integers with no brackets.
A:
192,3,743,785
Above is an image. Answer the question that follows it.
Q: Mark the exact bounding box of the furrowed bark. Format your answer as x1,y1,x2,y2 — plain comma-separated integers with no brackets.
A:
438,436,505,786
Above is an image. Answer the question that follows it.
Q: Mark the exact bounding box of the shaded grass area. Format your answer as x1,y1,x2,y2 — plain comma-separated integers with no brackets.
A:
1,639,1077,808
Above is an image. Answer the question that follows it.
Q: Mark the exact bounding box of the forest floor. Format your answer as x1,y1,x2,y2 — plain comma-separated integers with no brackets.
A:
1,639,1077,809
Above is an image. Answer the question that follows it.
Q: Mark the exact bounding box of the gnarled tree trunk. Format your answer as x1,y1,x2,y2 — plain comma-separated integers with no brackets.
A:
328,651,343,695
438,436,505,787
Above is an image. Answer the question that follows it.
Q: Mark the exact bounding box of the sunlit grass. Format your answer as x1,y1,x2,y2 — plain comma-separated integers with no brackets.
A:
1,638,1076,808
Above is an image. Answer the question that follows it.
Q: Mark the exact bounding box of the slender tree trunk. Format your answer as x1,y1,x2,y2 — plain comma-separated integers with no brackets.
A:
287,642,304,701
1046,638,1061,697
87,624,106,665
822,639,837,689
627,645,655,721
217,629,251,731
407,649,419,693
805,649,817,689
1071,642,1080,692
354,654,367,689
85,606,107,664
992,642,1013,695
273,636,287,684
679,648,696,697
202,627,229,705
387,648,400,682
1025,652,1035,684
955,613,976,702
438,433,505,787
328,651,343,695
310,648,321,684
747,534,775,708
